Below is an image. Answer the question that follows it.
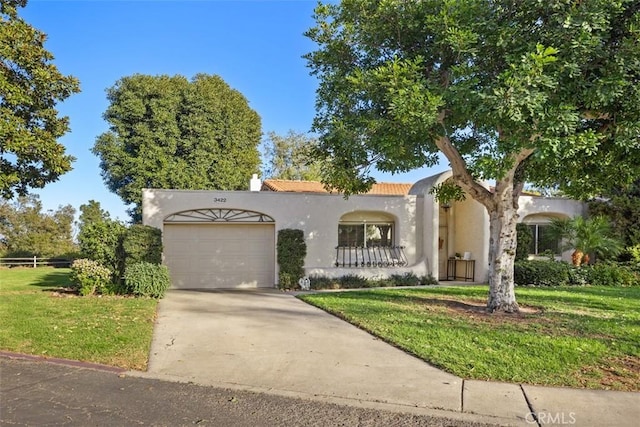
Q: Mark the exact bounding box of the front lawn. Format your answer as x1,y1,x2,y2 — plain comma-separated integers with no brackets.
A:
0,268,158,370
299,285,640,391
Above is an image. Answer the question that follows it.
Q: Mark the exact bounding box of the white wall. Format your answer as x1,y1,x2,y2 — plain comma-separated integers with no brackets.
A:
142,184,587,286
518,196,586,219
518,196,587,262
142,189,426,282
450,197,490,282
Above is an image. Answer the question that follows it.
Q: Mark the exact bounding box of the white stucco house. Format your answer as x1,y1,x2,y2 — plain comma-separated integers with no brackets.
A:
142,171,586,289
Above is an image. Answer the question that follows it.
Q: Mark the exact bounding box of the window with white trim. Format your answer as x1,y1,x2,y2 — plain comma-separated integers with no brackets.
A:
527,224,561,255
337,211,395,247
338,222,394,247
522,214,566,256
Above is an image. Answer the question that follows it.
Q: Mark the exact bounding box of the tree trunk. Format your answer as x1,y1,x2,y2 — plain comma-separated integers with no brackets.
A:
433,134,532,314
486,202,520,313
581,252,590,265
571,250,584,266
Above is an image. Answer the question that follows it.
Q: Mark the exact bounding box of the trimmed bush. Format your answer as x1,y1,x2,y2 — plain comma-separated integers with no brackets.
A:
70,258,112,296
122,225,163,267
277,229,306,290
78,219,127,282
586,262,639,287
124,262,171,298
309,273,437,290
514,260,572,287
515,259,640,287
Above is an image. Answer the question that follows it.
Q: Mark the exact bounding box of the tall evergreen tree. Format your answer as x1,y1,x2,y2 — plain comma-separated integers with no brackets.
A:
0,0,80,199
93,73,262,221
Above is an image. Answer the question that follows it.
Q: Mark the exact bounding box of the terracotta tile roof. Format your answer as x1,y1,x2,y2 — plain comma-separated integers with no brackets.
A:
261,179,412,196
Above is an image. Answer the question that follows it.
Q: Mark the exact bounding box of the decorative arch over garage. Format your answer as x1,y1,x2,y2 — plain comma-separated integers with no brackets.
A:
164,208,274,223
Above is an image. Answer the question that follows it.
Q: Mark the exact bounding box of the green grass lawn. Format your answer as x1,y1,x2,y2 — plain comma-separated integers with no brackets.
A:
0,267,158,370
299,285,640,391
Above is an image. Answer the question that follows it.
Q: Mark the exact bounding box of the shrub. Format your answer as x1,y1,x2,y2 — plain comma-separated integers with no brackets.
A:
338,274,370,289
277,229,306,290
309,276,339,290
124,262,171,298
515,259,640,287
70,258,112,296
567,265,590,286
628,244,640,262
585,262,639,287
278,272,298,291
309,273,437,290
122,225,163,267
78,219,127,281
377,273,438,287
514,260,572,287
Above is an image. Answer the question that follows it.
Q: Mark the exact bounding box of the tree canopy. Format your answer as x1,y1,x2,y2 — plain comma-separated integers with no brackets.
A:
305,0,640,312
93,73,262,221
0,0,80,199
0,194,76,257
589,179,640,249
262,130,323,181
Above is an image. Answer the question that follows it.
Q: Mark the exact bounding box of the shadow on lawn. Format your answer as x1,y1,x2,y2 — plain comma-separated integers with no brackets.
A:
28,269,73,290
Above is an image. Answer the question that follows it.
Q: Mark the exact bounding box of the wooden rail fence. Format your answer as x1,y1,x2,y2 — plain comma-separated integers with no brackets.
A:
0,257,72,268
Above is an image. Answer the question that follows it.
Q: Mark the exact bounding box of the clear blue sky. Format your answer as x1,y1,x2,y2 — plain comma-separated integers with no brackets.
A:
23,0,447,222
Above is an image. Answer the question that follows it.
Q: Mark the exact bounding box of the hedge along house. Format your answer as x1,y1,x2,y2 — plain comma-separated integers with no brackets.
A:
142,171,586,290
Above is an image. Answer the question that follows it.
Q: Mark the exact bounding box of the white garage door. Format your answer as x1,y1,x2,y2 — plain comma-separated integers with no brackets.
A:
163,223,275,289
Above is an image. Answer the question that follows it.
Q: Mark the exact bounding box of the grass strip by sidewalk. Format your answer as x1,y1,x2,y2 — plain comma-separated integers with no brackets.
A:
0,268,157,370
299,285,640,391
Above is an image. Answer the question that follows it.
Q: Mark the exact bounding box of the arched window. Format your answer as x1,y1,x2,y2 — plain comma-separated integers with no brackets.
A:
338,212,395,248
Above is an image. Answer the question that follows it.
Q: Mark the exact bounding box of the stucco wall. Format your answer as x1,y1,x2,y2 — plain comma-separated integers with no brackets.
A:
142,189,425,281
518,196,587,262
518,196,586,219
142,183,587,286
451,197,490,282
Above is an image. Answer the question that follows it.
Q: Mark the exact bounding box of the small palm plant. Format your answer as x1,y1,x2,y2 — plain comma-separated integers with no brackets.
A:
548,216,623,266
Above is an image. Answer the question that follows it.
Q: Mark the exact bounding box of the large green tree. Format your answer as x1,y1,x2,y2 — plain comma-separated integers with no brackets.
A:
262,130,323,181
0,0,80,199
0,194,76,257
589,180,640,248
305,0,640,312
93,73,262,221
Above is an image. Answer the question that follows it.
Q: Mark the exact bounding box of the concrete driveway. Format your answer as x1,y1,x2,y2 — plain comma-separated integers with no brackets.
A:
139,289,640,426
144,289,463,411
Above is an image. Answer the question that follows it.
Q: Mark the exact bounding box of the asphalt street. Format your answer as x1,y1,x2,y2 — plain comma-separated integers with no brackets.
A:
1,358,498,427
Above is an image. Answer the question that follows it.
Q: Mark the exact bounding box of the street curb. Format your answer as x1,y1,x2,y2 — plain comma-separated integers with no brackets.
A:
128,370,522,426
0,351,127,374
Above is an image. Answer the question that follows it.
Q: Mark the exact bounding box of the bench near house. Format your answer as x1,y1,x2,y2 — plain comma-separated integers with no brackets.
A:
142,171,585,289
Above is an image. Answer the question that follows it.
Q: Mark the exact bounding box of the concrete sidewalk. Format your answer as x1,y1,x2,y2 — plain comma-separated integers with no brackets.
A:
132,289,640,426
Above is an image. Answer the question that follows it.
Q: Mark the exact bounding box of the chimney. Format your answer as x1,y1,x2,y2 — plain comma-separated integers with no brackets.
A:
250,174,261,192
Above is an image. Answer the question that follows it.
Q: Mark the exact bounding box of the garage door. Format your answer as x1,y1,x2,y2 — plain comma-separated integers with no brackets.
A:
163,223,275,289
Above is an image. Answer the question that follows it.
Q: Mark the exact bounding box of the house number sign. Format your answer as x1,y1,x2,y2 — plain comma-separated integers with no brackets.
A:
213,197,227,203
